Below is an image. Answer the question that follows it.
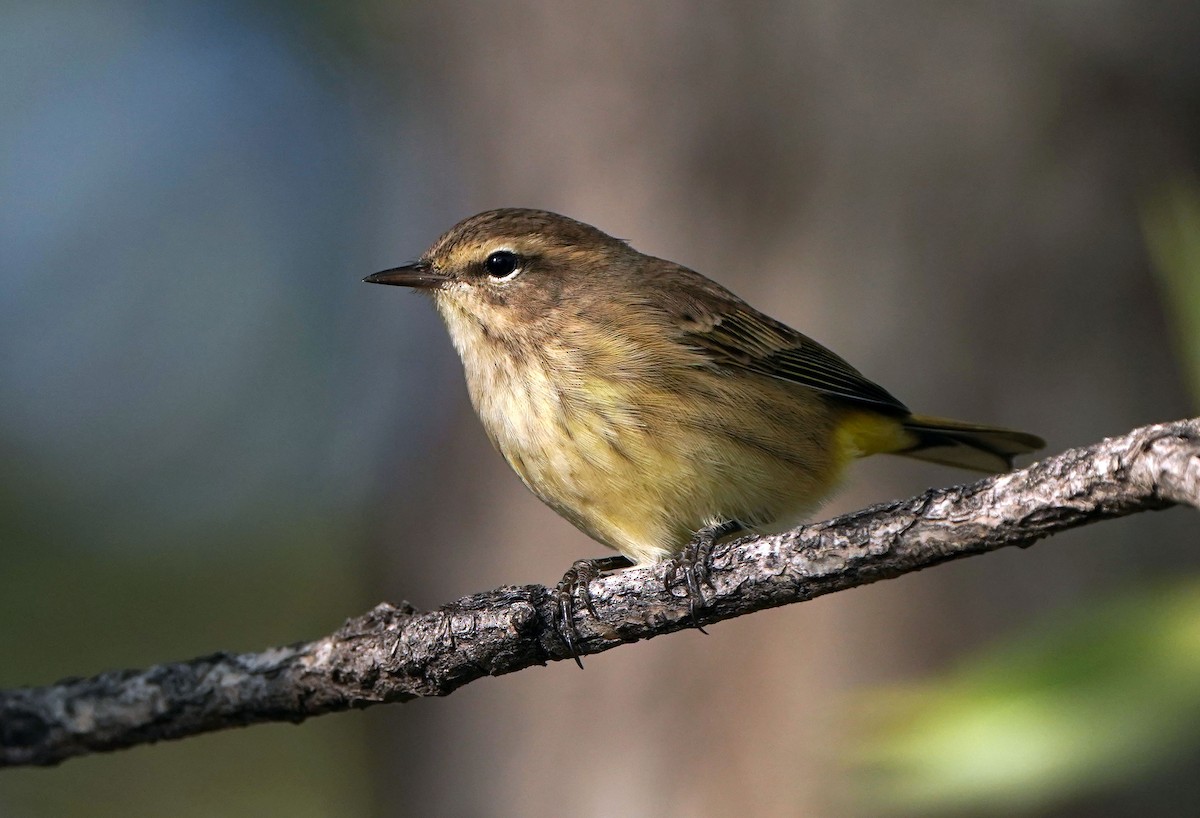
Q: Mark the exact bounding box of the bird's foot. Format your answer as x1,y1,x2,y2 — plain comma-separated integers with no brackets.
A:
552,555,633,668
665,520,743,632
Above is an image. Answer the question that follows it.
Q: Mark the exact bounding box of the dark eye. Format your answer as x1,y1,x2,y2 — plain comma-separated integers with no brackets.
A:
483,250,521,279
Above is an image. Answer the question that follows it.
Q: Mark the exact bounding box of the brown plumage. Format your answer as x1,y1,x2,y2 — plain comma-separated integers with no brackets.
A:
366,208,1044,566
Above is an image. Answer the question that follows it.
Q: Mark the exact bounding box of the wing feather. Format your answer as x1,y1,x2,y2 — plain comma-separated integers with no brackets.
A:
675,300,909,415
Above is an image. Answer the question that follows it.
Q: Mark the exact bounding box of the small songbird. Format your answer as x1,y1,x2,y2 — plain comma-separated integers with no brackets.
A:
366,209,1043,654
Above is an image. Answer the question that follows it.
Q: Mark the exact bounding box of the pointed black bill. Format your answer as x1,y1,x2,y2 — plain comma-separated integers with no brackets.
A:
363,263,445,289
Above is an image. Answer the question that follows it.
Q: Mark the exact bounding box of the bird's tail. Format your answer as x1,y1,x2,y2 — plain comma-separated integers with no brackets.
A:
895,414,1045,473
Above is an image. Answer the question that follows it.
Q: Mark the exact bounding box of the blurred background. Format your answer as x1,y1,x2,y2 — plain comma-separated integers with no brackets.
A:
2,2,1200,816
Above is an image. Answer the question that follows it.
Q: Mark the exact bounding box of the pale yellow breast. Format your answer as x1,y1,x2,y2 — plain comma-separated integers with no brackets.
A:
435,292,852,564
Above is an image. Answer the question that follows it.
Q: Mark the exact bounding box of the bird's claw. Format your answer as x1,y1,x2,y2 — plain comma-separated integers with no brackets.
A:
665,520,742,631
551,555,633,668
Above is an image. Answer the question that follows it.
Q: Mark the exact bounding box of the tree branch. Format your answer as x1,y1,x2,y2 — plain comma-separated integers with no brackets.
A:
2,418,1197,768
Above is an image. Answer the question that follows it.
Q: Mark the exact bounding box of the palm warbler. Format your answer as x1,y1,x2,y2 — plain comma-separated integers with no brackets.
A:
366,209,1043,648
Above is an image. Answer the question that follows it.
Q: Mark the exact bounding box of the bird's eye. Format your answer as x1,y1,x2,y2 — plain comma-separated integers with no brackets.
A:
483,250,521,280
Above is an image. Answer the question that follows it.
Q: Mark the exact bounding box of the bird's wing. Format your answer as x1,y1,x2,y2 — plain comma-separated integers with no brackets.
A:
675,299,911,415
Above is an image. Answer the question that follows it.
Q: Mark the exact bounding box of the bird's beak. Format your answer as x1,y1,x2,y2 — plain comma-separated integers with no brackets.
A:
363,263,446,289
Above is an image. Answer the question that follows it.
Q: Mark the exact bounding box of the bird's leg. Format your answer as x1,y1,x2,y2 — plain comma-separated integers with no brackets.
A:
665,520,744,631
552,555,634,668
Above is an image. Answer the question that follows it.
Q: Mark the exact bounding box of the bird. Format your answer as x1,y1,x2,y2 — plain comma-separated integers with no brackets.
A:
365,208,1043,660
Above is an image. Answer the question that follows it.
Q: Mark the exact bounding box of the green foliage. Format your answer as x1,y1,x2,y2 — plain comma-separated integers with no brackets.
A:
1144,182,1200,408
853,583,1200,815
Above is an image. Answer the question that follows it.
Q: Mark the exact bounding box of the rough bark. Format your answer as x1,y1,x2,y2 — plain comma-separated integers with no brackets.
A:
2,418,1197,768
